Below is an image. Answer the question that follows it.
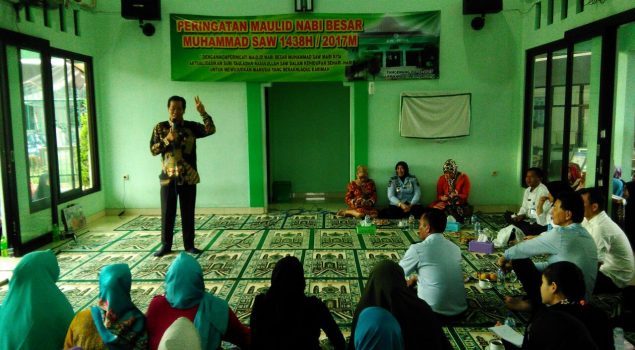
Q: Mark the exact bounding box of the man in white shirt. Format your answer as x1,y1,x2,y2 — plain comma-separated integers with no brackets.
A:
505,167,551,236
579,187,635,293
399,208,467,321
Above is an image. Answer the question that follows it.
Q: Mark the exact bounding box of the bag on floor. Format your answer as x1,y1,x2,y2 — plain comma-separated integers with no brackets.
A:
493,224,525,248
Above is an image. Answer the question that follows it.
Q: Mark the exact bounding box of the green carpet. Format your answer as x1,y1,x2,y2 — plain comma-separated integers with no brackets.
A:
0,211,630,349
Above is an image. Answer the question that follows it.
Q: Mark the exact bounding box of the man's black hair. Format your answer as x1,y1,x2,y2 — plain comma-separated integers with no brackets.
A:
527,167,544,180
167,95,186,109
556,192,585,223
421,208,447,233
545,180,574,201
577,187,605,212
543,261,586,303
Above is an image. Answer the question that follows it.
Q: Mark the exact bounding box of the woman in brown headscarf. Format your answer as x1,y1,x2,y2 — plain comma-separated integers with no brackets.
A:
349,260,451,350
338,165,378,219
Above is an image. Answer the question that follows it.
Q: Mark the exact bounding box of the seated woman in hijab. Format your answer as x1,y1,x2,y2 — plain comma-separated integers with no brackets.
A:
379,161,424,219
145,253,250,350
613,167,625,197
568,162,585,191
250,256,345,350
349,260,451,350
430,159,471,221
338,165,378,219
64,264,147,349
353,307,403,350
521,261,613,350
0,250,74,350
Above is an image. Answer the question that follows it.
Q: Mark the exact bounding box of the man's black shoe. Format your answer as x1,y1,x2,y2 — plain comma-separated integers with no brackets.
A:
186,247,202,254
153,248,172,257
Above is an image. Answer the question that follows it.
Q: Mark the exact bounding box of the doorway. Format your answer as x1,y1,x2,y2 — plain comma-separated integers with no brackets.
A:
0,36,56,255
266,82,351,204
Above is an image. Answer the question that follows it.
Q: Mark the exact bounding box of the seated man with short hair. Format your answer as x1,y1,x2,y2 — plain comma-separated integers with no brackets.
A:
498,192,598,312
579,187,635,293
399,208,467,321
506,167,550,236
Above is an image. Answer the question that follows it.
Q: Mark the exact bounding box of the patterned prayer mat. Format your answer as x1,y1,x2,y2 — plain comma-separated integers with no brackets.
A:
1,211,632,349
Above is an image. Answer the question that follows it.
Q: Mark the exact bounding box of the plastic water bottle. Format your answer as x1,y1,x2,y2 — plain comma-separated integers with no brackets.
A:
0,235,8,257
52,224,60,242
408,215,415,230
471,214,478,228
364,215,371,227
497,268,505,285
474,221,481,235
614,327,625,350
504,313,516,328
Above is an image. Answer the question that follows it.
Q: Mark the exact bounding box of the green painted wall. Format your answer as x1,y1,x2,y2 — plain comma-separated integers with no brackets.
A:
522,1,635,49
268,82,350,195
352,81,369,177
2,0,634,212
246,83,265,207
367,6,524,206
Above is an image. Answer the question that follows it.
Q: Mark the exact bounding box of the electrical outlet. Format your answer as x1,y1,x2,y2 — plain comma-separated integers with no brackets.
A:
123,174,130,181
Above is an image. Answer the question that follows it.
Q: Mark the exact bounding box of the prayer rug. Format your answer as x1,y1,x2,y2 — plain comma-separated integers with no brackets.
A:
209,230,265,250
314,229,362,249
359,229,413,249
115,214,211,231
282,214,321,229
476,212,508,231
260,229,311,249
356,249,404,278
105,231,162,251
241,250,303,278
324,214,358,229
200,215,249,230
197,250,251,279
304,250,358,278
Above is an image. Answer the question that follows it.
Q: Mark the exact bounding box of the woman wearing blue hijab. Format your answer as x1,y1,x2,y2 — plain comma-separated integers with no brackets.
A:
0,250,74,350
354,307,403,350
64,263,147,349
146,253,249,350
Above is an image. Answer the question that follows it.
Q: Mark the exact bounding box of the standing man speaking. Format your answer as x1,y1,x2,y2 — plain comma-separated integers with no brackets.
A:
150,96,216,257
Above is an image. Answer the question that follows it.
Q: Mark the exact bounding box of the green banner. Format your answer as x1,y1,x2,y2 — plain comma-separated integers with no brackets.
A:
170,12,440,82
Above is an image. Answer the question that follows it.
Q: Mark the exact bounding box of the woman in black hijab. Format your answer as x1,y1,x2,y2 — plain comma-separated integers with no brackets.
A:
522,261,611,350
250,256,345,350
349,260,452,350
